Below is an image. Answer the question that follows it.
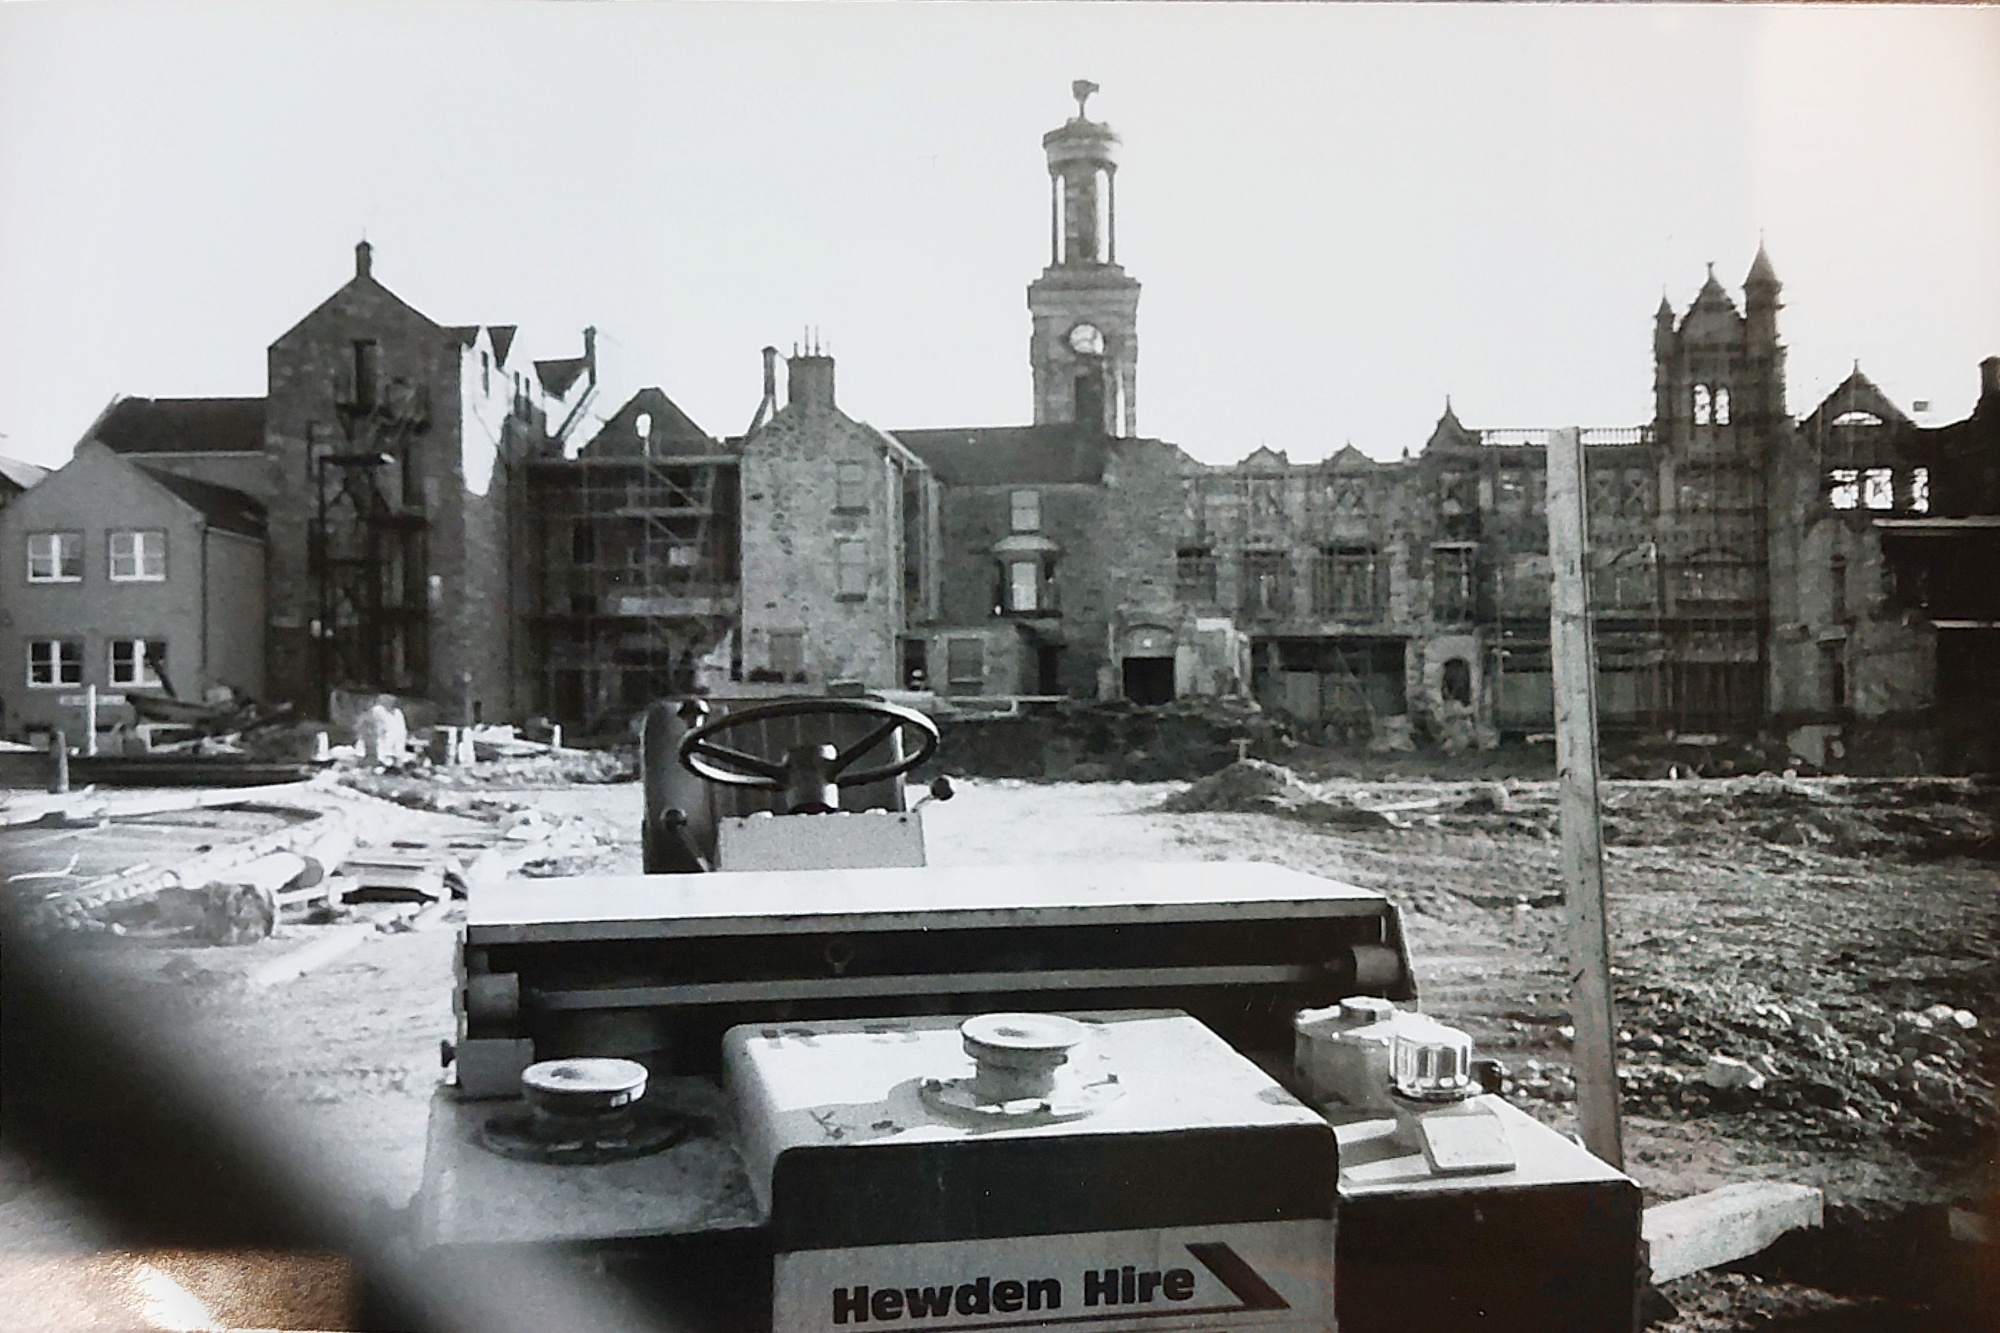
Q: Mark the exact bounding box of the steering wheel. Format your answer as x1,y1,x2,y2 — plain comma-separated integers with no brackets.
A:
676,697,939,801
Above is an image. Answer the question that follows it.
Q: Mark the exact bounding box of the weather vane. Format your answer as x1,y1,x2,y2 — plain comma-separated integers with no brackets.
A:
1072,79,1099,119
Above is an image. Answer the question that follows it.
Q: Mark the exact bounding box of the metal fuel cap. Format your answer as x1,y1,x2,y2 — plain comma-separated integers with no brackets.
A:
521,1057,649,1115
479,1057,688,1164
922,1013,1120,1123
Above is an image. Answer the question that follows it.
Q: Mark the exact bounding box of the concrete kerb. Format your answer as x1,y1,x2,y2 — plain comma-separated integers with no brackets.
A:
1643,1180,1825,1285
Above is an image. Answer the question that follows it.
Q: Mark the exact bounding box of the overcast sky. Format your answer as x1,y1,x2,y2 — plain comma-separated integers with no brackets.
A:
2,2,1996,471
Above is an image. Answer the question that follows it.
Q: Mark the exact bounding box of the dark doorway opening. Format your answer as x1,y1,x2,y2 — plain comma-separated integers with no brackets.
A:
550,669,585,725
902,637,929,690
1123,656,1174,705
1037,645,1064,695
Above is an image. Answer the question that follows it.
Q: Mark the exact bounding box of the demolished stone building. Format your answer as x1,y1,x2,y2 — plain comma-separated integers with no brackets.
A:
16,86,1994,770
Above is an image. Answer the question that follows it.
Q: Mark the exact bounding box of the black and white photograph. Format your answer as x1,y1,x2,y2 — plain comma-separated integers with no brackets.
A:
1,3,1996,1330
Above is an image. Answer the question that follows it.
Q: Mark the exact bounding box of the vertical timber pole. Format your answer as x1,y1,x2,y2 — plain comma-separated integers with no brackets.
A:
84,683,99,758
1547,426,1623,1170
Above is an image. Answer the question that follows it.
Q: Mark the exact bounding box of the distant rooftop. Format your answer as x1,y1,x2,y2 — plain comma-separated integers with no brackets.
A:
95,397,266,455
0,455,51,492
893,424,1114,486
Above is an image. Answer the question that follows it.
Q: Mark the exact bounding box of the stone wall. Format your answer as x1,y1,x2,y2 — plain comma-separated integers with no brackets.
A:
739,357,917,690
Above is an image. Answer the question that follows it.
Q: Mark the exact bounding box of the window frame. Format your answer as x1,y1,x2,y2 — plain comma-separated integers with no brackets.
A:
834,460,870,513
1240,550,1291,620
27,532,83,583
768,630,806,678
1431,544,1478,622
1009,489,1041,534
1861,467,1895,511
1174,547,1217,604
109,638,167,689
27,639,83,688
944,637,985,695
1313,544,1381,619
834,537,870,601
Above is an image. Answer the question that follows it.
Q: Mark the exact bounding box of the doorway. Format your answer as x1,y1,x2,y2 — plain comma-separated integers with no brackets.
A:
1037,645,1064,695
1122,656,1174,705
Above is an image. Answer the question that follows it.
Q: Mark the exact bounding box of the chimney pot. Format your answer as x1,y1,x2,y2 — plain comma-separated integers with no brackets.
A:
355,240,373,279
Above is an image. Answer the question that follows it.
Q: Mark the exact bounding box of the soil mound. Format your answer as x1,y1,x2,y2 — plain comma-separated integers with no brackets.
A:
1159,760,1394,827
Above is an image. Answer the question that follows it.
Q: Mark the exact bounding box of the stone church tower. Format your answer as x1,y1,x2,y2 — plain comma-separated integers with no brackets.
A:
1028,81,1141,436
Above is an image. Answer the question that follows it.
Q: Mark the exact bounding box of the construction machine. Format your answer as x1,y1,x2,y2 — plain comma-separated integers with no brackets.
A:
414,693,1641,1333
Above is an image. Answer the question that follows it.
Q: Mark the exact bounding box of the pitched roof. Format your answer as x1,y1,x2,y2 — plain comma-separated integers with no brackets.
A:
579,388,726,459
1692,263,1738,311
135,465,267,538
891,424,1111,485
443,325,481,347
0,455,51,492
1745,243,1780,289
94,397,266,455
536,356,590,398
1804,366,1913,431
488,325,518,368
1422,400,1479,455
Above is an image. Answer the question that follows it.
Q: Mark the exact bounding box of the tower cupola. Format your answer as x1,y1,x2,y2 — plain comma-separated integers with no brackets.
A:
1043,80,1121,268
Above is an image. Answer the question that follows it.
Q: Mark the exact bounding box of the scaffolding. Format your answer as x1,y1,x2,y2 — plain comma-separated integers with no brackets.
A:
310,361,431,708
527,452,740,727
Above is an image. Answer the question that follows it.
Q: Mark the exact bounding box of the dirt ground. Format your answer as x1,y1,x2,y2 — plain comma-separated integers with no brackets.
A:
3,766,1996,1330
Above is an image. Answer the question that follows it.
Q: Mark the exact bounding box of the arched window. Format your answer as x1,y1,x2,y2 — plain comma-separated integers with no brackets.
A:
1693,384,1712,425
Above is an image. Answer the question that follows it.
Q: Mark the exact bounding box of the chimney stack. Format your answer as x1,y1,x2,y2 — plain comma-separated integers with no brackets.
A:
583,326,598,388
355,240,373,280
743,346,783,437
788,351,836,414
1981,355,1999,400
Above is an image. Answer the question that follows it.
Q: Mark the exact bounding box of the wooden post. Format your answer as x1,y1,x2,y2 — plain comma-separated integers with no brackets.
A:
1546,426,1623,1170
50,730,70,794
84,683,99,757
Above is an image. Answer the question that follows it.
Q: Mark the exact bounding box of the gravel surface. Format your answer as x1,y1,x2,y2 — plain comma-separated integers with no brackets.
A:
3,767,1995,1329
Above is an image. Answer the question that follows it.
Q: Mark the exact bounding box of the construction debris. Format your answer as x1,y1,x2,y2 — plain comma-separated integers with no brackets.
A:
1159,759,1400,827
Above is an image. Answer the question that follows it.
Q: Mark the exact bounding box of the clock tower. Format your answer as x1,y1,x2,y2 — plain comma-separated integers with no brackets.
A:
1029,80,1141,435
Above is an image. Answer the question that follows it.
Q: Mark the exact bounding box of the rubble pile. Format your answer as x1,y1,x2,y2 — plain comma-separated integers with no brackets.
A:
336,745,635,805
1599,776,1997,859
1609,979,1995,1149
1499,975,1997,1151
1158,759,1395,827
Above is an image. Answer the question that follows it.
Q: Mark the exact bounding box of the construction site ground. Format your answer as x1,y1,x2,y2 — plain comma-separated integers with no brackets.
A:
2,756,1996,1331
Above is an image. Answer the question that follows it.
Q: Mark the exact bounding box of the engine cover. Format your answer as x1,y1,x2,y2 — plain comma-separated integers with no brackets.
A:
724,1010,1339,1333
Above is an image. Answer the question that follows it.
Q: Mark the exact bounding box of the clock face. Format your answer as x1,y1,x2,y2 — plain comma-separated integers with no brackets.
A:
1068,323,1105,356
